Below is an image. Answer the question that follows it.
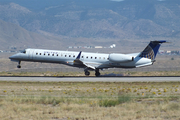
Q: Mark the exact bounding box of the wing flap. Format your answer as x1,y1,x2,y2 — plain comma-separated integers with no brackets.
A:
84,63,96,70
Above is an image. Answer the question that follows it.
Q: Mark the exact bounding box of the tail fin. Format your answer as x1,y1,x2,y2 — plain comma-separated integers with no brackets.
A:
139,40,166,60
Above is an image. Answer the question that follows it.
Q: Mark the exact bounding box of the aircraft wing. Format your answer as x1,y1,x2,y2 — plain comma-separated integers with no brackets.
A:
83,63,96,70
73,51,96,70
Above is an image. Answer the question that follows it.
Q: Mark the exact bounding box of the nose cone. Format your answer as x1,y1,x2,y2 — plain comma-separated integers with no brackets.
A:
9,54,16,59
9,53,21,60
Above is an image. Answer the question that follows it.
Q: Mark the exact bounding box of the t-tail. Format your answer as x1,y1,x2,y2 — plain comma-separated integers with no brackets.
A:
139,40,166,61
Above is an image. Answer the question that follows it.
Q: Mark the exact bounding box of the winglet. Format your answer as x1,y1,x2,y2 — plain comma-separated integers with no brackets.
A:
76,51,82,59
73,51,84,65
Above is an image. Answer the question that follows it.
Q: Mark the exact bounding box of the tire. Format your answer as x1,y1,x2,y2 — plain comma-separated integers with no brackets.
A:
85,71,90,76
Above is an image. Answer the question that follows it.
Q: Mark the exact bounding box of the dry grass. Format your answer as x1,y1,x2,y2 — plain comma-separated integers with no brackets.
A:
0,81,180,119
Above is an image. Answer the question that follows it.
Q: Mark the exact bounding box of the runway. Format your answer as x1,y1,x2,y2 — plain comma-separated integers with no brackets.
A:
0,76,179,82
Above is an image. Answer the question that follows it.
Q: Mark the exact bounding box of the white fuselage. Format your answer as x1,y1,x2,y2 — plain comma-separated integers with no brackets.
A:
10,48,153,69
9,40,166,76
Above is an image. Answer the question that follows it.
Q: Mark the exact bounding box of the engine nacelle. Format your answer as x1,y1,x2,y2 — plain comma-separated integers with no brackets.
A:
108,53,134,63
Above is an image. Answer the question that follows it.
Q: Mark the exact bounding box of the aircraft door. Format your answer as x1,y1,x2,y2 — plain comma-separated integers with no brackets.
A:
28,49,34,60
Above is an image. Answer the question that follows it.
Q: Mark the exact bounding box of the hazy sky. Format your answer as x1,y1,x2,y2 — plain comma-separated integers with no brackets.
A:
111,0,124,1
111,0,165,1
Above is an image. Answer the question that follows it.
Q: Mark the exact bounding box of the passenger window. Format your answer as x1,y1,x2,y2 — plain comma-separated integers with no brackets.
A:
103,57,105,59
40,53,41,55
65,55,67,57
36,53,38,55
44,53,46,55
95,57,97,59
57,54,58,56
48,54,50,56
86,56,88,59
69,55,71,57
91,57,93,59
82,56,83,58
99,57,101,59
52,54,54,56
73,55,75,57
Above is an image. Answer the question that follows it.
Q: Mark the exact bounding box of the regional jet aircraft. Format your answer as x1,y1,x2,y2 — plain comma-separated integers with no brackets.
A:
9,40,166,76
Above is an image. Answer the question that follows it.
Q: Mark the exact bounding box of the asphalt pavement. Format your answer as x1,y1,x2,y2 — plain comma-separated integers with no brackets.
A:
0,76,179,82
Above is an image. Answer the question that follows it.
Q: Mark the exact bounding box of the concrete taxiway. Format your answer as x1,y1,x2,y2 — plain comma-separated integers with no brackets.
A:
0,76,179,82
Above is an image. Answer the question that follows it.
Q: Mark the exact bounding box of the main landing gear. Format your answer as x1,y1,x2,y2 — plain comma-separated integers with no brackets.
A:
84,69,101,77
95,69,100,77
17,61,21,68
85,71,90,76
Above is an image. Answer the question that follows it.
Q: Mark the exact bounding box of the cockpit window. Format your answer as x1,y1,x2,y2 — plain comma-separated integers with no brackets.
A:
21,50,26,54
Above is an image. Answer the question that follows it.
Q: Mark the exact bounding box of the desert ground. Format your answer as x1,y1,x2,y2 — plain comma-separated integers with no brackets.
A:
0,81,180,120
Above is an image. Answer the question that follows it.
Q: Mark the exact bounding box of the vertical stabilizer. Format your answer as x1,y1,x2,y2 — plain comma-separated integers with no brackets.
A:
139,40,166,60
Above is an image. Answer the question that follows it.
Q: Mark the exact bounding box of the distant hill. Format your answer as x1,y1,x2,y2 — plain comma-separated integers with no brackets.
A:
1,0,180,38
0,0,180,50
0,19,63,50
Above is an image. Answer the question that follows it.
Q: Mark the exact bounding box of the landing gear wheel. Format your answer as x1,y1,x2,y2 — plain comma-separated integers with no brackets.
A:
95,71,100,77
17,65,21,68
85,71,90,76
17,61,21,68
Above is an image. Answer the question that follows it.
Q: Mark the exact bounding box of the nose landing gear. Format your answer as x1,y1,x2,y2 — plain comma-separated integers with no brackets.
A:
17,61,21,68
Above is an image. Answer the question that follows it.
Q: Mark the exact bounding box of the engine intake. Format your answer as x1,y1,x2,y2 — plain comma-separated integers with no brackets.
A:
109,53,134,63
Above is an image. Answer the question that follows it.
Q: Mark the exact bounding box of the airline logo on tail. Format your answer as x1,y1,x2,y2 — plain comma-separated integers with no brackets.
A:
139,40,166,60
